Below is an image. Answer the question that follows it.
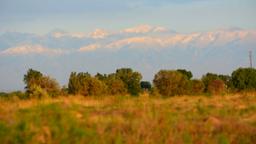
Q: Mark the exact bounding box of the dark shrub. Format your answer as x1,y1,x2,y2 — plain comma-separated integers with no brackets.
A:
105,74,127,95
140,81,152,91
191,79,205,94
153,70,189,97
202,73,219,92
207,79,226,95
88,77,107,96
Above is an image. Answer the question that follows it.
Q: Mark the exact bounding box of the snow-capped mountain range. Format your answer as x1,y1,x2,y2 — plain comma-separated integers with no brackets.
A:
0,25,256,91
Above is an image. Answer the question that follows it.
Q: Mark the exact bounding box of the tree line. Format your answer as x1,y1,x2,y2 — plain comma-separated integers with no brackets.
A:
1,67,256,99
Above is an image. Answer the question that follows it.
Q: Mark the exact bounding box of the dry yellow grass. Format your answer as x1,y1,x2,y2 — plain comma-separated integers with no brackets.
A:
0,93,256,143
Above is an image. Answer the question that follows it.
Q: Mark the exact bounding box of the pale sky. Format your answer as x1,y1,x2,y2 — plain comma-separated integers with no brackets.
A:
0,0,255,34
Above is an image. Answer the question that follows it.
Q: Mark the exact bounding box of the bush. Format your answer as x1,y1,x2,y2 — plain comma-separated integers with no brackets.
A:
149,87,161,98
9,91,27,99
140,81,152,91
28,85,49,99
105,75,127,95
40,76,60,97
218,74,232,88
207,79,226,95
190,79,205,94
0,92,8,97
68,72,109,96
153,70,189,97
60,85,69,96
231,68,256,91
88,78,107,96
202,73,219,91
0,91,27,100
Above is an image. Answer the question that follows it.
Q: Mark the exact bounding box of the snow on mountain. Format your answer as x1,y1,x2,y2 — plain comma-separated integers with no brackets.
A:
0,25,255,91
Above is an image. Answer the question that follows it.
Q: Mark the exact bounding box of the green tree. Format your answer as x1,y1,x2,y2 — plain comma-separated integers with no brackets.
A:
24,69,60,97
105,74,127,95
68,72,91,96
24,69,43,91
68,72,108,96
231,68,256,91
95,73,108,81
153,70,189,97
177,69,193,80
88,77,107,96
116,68,142,95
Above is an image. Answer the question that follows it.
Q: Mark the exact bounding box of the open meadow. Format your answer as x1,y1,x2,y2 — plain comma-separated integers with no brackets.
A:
0,93,256,144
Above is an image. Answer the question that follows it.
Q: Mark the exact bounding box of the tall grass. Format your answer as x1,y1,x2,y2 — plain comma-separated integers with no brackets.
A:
0,93,256,143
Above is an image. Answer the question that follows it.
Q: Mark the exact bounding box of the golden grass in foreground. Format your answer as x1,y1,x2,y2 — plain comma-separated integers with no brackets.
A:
0,93,256,144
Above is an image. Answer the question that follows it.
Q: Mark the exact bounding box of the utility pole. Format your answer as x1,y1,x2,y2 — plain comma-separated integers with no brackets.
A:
249,50,252,68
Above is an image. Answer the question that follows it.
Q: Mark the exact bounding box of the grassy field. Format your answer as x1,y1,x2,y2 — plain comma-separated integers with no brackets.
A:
0,93,256,144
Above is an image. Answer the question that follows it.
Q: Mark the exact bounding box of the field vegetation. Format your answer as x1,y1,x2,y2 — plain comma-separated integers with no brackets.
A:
0,67,256,143
0,93,256,144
